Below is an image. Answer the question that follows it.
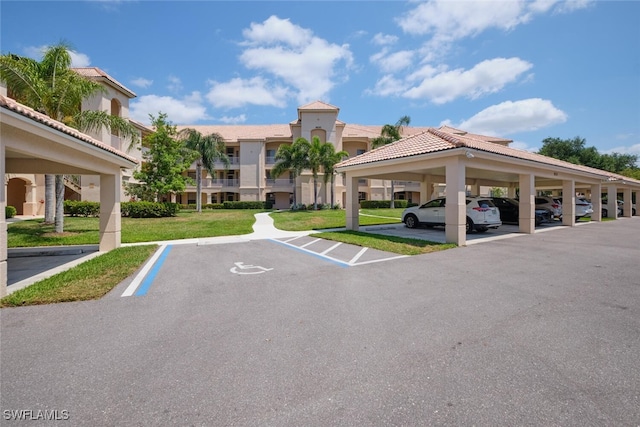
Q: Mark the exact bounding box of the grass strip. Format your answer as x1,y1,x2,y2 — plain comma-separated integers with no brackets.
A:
271,209,402,231
310,230,456,256
0,245,157,307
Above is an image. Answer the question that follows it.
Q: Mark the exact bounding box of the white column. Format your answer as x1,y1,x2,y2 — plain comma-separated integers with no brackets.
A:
562,180,576,226
345,174,359,231
0,143,7,297
507,185,517,198
606,185,617,219
420,175,433,205
591,184,602,221
445,157,466,246
99,173,122,252
622,188,632,217
518,174,535,234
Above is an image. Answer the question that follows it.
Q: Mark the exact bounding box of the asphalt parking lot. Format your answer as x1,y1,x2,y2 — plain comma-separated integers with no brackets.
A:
1,218,639,426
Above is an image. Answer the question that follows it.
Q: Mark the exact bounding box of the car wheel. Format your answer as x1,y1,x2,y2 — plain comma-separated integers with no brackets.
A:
535,216,542,226
633,208,637,216
602,208,608,218
466,217,473,233
476,227,488,233
405,214,418,229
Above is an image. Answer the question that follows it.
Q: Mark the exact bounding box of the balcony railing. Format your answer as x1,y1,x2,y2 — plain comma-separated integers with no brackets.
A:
394,181,420,188
265,178,294,186
265,156,277,165
188,178,240,188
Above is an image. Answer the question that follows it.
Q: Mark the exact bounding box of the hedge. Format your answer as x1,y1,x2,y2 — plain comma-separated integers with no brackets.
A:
121,202,180,218
359,200,416,209
64,200,100,217
5,206,17,218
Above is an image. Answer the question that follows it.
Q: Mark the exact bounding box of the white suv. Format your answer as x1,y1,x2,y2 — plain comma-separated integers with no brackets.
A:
402,197,502,233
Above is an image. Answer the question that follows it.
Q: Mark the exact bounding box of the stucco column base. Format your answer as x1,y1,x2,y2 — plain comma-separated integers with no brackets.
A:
606,185,617,219
562,180,576,226
22,202,38,215
591,184,602,221
99,173,121,252
345,175,359,231
0,261,6,297
445,157,466,246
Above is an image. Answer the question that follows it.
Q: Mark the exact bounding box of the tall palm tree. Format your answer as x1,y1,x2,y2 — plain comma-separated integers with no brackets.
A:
271,138,310,208
0,41,139,231
307,136,328,210
371,115,411,208
178,128,229,212
321,143,348,208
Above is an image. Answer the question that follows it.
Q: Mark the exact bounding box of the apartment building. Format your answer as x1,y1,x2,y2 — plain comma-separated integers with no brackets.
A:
174,101,458,210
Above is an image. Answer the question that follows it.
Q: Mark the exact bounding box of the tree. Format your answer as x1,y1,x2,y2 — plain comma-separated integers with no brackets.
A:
371,115,411,208
178,128,229,212
539,136,638,173
0,41,140,231
321,143,348,208
271,138,310,208
130,113,198,202
307,136,328,210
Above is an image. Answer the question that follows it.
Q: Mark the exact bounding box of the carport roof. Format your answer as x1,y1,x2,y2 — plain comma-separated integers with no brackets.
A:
336,126,640,185
0,94,139,164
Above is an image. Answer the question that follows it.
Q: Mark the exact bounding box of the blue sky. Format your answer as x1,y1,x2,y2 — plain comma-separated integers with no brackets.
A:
1,0,639,159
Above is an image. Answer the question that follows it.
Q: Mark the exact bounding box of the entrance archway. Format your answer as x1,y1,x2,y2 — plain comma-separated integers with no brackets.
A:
7,178,27,215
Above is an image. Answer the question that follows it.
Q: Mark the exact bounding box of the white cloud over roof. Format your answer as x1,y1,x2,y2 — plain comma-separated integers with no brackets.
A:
452,98,568,136
130,92,209,125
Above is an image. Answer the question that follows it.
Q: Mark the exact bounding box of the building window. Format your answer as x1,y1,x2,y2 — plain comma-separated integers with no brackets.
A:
356,149,366,155
358,192,367,201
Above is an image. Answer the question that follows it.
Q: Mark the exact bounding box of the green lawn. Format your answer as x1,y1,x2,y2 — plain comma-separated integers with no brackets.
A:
311,230,456,256
7,210,261,247
271,208,403,231
1,245,157,307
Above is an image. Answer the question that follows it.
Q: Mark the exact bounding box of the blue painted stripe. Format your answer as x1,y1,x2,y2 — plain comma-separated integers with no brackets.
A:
135,245,172,296
269,239,348,267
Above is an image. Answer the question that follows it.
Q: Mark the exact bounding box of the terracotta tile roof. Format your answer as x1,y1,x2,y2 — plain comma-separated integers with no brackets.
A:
0,94,138,164
72,67,136,98
336,126,640,185
175,124,292,141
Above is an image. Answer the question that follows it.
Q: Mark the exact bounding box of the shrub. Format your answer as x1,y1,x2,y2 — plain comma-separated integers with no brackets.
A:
5,206,17,218
360,200,412,209
121,201,180,218
64,200,100,217
203,203,224,210
222,201,272,209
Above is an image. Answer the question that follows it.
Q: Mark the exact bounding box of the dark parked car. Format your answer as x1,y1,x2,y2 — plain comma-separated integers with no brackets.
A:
490,197,553,226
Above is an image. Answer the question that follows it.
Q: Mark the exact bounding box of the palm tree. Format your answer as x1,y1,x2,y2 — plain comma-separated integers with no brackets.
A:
321,143,348,208
307,136,328,210
178,128,229,212
371,115,411,208
0,41,140,231
271,138,310,208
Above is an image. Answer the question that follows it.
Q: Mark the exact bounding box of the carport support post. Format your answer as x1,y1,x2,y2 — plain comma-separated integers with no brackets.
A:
0,143,7,297
445,157,466,246
622,188,632,217
606,185,617,219
420,176,432,204
345,174,359,231
518,174,535,234
591,184,602,221
99,173,122,252
562,180,576,226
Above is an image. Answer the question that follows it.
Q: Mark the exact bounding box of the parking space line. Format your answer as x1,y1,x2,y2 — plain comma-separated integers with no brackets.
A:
283,235,305,243
351,255,409,266
348,247,368,264
300,238,322,248
121,244,172,297
321,242,342,255
269,239,349,267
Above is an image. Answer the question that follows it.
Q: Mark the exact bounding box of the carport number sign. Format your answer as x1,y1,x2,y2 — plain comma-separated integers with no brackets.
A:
230,262,273,275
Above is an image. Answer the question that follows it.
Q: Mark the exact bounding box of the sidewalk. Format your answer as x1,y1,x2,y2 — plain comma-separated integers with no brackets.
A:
6,212,320,294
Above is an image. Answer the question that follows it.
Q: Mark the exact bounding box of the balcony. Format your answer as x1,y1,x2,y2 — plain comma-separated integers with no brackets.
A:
265,178,294,188
214,156,240,168
393,181,420,189
265,156,277,165
188,178,239,188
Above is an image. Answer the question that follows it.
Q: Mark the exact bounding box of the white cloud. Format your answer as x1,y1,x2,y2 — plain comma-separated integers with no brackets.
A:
604,144,640,161
25,45,91,67
129,92,209,125
242,15,313,48
218,114,247,124
370,48,414,73
131,77,153,88
234,16,353,105
167,75,183,93
365,74,409,97
453,98,568,136
372,33,398,46
509,140,542,152
401,57,533,103
206,77,289,109
396,0,591,58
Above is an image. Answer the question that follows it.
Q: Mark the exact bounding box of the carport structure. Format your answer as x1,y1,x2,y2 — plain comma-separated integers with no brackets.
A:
0,95,138,297
336,127,640,246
